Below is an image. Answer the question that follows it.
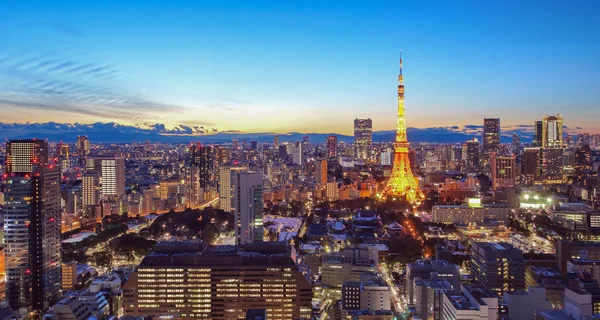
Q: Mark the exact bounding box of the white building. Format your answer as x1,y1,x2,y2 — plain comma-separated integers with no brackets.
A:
441,285,498,320
360,282,391,311
231,171,264,245
502,287,552,320
432,203,509,226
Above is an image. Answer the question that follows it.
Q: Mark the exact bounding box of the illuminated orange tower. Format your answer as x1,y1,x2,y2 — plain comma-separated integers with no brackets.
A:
381,53,424,205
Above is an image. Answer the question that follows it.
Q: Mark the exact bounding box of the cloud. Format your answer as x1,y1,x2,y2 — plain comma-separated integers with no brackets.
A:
0,50,192,121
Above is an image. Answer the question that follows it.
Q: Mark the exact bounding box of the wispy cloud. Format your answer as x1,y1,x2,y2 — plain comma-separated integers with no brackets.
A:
0,48,192,122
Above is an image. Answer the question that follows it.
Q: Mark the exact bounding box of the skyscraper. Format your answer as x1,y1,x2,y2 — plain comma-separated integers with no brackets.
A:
470,242,525,297
464,138,481,174
82,170,100,206
541,148,563,184
3,165,61,311
380,54,424,205
315,159,327,186
90,156,125,199
77,135,90,156
542,114,563,148
533,121,543,147
6,139,48,174
231,171,264,245
491,153,516,190
521,147,541,184
483,118,500,163
189,143,214,189
354,118,372,160
292,141,303,165
326,135,338,158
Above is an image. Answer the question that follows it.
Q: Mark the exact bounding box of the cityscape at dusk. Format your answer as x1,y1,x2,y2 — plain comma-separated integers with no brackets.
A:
1,1,600,320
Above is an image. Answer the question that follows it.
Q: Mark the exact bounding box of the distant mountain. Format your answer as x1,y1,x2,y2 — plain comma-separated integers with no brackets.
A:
0,122,533,144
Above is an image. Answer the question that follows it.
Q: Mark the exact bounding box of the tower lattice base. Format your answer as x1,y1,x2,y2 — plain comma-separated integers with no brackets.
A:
381,144,424,205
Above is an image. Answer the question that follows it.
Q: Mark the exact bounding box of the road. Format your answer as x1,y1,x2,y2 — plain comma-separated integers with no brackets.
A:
380,264,407,317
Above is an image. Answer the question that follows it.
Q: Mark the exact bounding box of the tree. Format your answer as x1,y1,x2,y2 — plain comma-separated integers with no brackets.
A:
202,223,219,245
92,251,113,269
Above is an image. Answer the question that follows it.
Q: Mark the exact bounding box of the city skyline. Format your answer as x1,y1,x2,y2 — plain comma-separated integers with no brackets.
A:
1,1,599,135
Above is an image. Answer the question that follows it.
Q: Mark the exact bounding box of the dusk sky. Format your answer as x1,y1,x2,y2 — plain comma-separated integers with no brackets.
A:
0,0,599,135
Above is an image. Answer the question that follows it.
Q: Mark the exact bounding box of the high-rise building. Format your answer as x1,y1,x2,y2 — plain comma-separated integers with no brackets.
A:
6,139,48,173
89,157,125,199
521,147,541,184
533,121,543,147
82,170,101,206
326,135,338,158
77,135,90,156
491,153,516,190
512,132,520,155
470,242,525,296
315,159,327,186
575,144,592,175
214,146,231,167
380,54,424,205
231,171,264,245
464,138,480,174
354,118,372,160
483,118,500,163
292,142,303,165
218,166,245,212
274,135,279,148
541,148,563,184
380,147,392,166
189,143,214,188
186,166,201,205
122,242,312,320
3,166,61,311
542,114,563,148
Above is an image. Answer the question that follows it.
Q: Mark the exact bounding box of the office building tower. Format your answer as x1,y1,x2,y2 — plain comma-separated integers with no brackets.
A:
491,153,516,190
187,166,201,205
214,146,231,167
533,121,543,147
90,157,125,199
575,144,591,175
122,242,312,320
274,135,279,148
278,145,288,160
464,138,480,174
354,118,372,160
57,143,69,159
542,114,563,148
82,170,100,206
292,142,302,165
189,143,214,188
441,285,499,320
380,55,424,205
406,259,461,305
541,148,563,184
3,166,61,311
470,242,525,296
6,139,48,174
322,247,378,288
483,118,500,163
327,135,338,158
521,147,541,184
231,171,264,245
512,133,520,156
380,147,392,166
315,159,327,186
77,135,90,156
218,166,232,211
250,140,258,150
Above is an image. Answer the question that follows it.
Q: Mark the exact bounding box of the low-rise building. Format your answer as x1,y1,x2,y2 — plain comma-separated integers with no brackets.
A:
441,285,499,320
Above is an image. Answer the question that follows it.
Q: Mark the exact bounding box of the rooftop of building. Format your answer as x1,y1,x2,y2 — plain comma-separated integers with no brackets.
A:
348,310,393,316
408,259,457,269
527,266,561,277
354,210,380,221
472,241,520,252
139,242,296,267
535,310,575,320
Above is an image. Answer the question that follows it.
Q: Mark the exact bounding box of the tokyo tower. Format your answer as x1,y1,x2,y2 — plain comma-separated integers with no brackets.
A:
380,53,424,205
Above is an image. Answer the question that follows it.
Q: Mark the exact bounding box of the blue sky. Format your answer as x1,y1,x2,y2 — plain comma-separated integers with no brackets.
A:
0,0,598,135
